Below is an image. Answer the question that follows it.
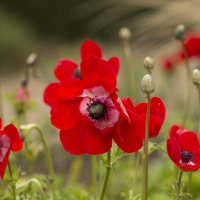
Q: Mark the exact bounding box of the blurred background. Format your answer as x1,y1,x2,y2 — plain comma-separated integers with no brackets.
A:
1,0,200,199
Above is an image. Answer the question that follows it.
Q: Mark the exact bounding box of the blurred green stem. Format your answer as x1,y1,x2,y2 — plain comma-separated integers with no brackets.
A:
187,172,192,194
123,39,136,99
31,125,57,200
8,162,16,200
132,152,140,199
176,170,183,200
198,87,200,139
181,41,191,127
17,178,46,200
92,156,97,196
142,94,150,200
99,150,111,200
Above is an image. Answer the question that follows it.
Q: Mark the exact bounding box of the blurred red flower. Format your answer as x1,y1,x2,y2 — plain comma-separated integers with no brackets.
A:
44,40,120,106
51,56,144,155
160,31,200,71
122,97,166,138
167,125,200,172
0,118,23,178
15,86,31,105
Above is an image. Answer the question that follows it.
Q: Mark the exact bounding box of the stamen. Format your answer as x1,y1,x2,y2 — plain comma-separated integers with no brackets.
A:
181,150,194,163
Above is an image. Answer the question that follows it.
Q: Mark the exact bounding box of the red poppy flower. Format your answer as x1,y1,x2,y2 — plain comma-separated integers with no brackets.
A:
167,126,200,172
0,118,23,178
122,97,166,138
50,56,144,155
44,40,120,106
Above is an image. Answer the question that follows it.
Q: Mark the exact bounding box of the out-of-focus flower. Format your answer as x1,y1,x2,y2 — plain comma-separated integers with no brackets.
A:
160,32,200,71
0,118,23,178
167,125,200,172
15,86,31,105
51,56,144,155
44,40,120,106
122,97,166,138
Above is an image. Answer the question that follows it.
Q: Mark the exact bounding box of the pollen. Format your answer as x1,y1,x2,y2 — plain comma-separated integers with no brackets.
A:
88,102,107,121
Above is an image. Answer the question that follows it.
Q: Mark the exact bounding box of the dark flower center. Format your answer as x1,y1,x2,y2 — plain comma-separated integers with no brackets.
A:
88,102,107,120
0,139,4,153
74,67,82,79
181,150,194,163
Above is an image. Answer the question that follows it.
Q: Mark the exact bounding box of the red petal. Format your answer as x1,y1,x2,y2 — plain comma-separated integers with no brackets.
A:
80,56,117,93
58,78,89,97
110,93,130,122
140,114,162,138
4,124,23,152
80,40,102,60
133,102,147,115
107,56,120,75
54,59,78,81
51,98,83,130
166,138,180,163
60,119,112,155
0,118,2,129
113,109,144,153
43,82,60,106
178,131,200,153
122,98,135,110
0,150,10,179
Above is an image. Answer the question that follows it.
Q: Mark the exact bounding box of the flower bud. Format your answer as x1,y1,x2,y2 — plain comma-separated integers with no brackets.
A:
192,69,200,87
26,53,37,66
174,24,186,41
141,74,155,94
143,57,154,73
119,27,132,40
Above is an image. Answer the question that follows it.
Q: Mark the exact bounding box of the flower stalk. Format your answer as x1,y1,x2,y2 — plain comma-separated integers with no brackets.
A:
8,162,16,200
176,170,183,200
92,155,97,196
142,94,151,200
99,150,111,200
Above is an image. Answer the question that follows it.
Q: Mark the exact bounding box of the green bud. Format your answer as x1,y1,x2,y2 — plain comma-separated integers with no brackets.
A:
141,74,155,94
174,24,186,41
26,53,37,66
119,27,132,40
192,69,200,87
143,57,154,73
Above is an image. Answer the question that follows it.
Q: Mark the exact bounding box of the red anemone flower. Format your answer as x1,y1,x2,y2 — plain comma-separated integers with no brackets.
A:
44,40,120,106
0,118,23,178
167,125,200,172
50,56,144,155
122,97,166,138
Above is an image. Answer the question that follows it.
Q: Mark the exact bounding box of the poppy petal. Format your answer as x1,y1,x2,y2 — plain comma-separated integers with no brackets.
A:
54,59,78,81
80,40,102,60
108,56,120,75
0,150,10,179
4,124,23,152
166,138,180,163
43,82,60,106
80,56,117,93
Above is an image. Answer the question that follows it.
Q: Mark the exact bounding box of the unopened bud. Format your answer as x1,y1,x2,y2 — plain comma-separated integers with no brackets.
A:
174,24,186,41
192,69,200,87
143,57,154,73
141,74,155,94
119,27,132,40
26,53,37,66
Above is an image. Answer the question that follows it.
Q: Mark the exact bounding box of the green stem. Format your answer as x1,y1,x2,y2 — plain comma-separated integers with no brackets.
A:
8,162,16,200
176,170,183,200
181,41,191,127
17,178,46,200
198,87,200,139
187,172,192,194
132,153,140,199
31,125,57,200
92,155,97,196
123,40,136,99
99,150,111,200
142,94,151,200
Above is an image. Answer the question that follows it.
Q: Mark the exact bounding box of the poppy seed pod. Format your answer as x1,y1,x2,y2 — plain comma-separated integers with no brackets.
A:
143,57,154,73
192,69,200,87
119,27,132,40
174,24,186,41
26,53,37,66
141,74,155,94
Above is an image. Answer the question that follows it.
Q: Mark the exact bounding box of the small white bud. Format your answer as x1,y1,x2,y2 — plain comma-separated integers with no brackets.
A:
26,53,37,66
119,27,132,40
192,69,200,86
143,57,154,73
141,74,155,94
174,24,186,41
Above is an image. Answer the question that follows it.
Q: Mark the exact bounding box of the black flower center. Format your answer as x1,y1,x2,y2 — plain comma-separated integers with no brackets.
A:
87,102,107,120
181,150,194,163
0,139,4,153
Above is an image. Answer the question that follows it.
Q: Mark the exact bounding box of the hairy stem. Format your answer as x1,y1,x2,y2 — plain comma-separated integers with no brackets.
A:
92,155,97,196
176,170,183,200
8,162,16,200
